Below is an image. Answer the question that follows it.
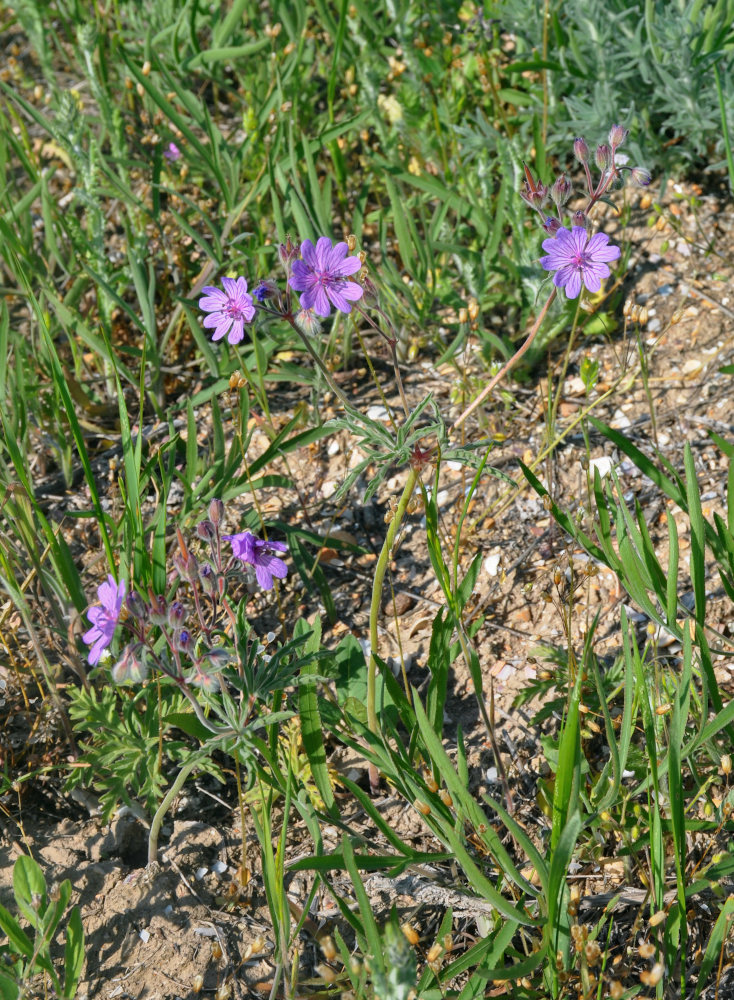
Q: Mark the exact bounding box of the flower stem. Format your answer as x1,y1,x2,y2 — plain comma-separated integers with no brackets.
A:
148,755,201,866
366,467,419,789
452,287,558,430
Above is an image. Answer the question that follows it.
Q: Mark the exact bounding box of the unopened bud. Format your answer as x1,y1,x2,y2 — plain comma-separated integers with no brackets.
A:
197,519,216,541
631,166,651,187
595,144,612,170
608,124,628,149
199,563,216,595
346,233,357,251
278,236,300,267
550,174,572,206
173,628,192,653
126,591,148,620
208,498,225,526
360,271,379,305
542,216,561,235
111,644,148,685
721,754,732,775
167,600,186,628
573,137,589,163
467,298,479,320
295,308,322,337
142,61,151,76
149,592,168,625
572,210,587,228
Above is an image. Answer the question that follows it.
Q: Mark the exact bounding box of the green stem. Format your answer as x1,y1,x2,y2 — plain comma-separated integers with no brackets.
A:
367,467,419,743
148,756,201,866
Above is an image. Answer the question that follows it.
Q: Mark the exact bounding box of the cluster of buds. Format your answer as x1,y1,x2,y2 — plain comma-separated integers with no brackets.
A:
520,124,651,235
82,499,289,696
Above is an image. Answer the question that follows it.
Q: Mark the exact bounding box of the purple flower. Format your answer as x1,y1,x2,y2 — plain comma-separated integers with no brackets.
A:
223,531,288,590
82,575,126,665
288,237,363,317
164,141,181,162
540,226,621,299
199,277,256,345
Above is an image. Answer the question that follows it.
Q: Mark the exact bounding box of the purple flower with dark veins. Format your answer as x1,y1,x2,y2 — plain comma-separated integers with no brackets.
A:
164,141,181,162
540,226,621,299
83,575,126,665
288,237,363,317
198,277,256,344
223,531,288,590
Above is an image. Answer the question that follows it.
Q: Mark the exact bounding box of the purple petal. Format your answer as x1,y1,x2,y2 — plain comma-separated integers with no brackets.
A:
82,623,101,644
564,270,582,299
203,312,225,328
254,554,288,589
211,317,233,341
327,281,364,313
300,239,317,267
587,235,621,262
264,540,288,553
569,227,589,252
255,564,274,589
199,291,228,311
326,241,349,270
288,262,310,292
228,319,245,344
332,254,362,277
313,237,333,268
582,263,610,293
307,286,331,317
540,252,564,272
221,276,239,297
87,637,105,666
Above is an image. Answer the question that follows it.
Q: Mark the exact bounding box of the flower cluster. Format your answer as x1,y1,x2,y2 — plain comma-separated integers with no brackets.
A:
520,124,649,299
197,236,364,346
81,501,289,689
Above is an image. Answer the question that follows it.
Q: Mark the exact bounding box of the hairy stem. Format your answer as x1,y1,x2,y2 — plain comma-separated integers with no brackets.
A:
367,467,419,788
148,755,201,866
452,287,557,429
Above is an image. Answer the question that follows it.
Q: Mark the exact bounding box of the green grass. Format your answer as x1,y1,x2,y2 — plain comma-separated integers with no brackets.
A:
1,2,734,998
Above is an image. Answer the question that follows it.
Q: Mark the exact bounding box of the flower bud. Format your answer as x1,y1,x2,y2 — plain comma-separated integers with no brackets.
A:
252,279,278,303
550,174,572,206
295,308,322,337
167,600,186,628
595,144,612,170
148,592,168,625
631,166,651,186
278,236,300,268
111,644,148,685
196,519,216,542
573,137,589,163
572,210,587,228
126,591,148,620
199,563,216,595
519,180,548,209
608,124,628,149
360,271,379,306
542,216,561,235
173,628,192,653
208,498,225,526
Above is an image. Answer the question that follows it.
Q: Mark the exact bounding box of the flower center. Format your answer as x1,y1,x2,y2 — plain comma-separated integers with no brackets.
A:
314,269,331,287
571,251,589,269
226,297,247,320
